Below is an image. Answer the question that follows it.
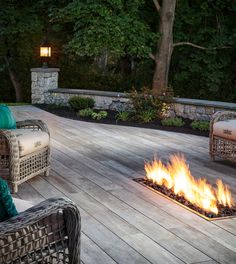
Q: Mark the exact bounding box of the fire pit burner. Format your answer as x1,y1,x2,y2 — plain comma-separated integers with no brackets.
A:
134,178,236,220
134,154,236,221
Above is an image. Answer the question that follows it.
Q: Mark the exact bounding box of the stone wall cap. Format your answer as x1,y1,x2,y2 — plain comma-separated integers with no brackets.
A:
173,97,236,110
48,88,128,98
31,68,60,72
46,88,236,109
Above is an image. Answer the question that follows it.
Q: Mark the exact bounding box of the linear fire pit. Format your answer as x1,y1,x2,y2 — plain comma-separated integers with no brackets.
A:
134,154,236,221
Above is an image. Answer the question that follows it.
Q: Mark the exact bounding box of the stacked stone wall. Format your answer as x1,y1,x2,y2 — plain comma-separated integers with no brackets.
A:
45,89,236,120
31,68,59,104
31,68,236,120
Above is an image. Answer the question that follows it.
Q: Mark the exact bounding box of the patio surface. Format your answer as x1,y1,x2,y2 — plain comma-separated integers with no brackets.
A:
12,105,236,264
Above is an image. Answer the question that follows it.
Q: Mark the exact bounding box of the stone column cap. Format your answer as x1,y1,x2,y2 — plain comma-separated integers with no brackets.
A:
31,68,60,72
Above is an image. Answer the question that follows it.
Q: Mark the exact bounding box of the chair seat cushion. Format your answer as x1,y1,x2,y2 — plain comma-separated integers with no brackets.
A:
213,120,236,141
15,129,50,157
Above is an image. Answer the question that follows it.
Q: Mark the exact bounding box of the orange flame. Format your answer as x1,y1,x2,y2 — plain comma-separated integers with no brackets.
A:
144,154,234,215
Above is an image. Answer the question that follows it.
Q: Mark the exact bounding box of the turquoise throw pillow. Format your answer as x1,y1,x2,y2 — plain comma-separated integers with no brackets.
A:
0,178,18,222
0,105,16,129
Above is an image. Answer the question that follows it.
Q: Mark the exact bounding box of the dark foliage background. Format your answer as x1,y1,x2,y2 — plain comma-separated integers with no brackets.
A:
0,0,235,102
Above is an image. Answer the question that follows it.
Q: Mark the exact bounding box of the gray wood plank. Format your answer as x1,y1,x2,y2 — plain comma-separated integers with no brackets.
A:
11,106,236,264
17,181,44,204
31,172,150,264
213,219,236,236
192,261,219,264
50,131,234,256
81,233,117,264
47,171,184,264
44,172,164,264
50,138,236,241
49,158,210,264
110,189,236,264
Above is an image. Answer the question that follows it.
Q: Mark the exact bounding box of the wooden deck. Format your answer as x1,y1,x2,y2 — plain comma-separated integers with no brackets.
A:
11,105,236,264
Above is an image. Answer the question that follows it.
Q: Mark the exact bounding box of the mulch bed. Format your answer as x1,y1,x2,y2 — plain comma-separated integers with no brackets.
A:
134,178,236,220
35,104,209,137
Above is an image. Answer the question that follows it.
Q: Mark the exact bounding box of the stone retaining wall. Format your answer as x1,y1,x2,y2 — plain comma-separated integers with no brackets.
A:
45,88,236,121
30,68,236,121
45,89,131,111
172,98,236,120
31,68,60,104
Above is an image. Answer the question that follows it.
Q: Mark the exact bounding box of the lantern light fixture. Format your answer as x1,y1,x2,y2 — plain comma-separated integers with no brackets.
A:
40,41,51,68
40,46,51,57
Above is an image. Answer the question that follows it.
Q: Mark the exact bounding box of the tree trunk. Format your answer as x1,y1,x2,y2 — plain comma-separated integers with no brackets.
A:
97,49,108,73
120,55,132,76
4,55,23,102
152,0,177,95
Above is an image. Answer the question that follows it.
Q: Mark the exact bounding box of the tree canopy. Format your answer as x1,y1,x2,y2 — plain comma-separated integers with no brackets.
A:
0,0,235,102
55,0,157,59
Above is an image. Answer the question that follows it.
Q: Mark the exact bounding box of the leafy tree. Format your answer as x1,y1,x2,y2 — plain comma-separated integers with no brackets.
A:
0,0,235,102
151,0,235,96
0,0,69,102
171,0,236,101
54,0,157,72
56,0,236,98
0,0,43,101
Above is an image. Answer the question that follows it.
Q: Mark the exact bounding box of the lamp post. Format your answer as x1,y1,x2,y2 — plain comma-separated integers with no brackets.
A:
40,42,51,68
32,40,59,104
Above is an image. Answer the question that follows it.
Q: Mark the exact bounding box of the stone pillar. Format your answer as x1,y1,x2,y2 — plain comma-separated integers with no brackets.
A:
31,68,60,104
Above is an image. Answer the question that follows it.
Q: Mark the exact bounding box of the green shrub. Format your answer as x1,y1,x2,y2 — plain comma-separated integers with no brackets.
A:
91,111,108,120
78,108,94,117
130,87,171,119
69,96,95,111
115,111,132,122
190,120,210,131
138,109,156,123
161,117,185,127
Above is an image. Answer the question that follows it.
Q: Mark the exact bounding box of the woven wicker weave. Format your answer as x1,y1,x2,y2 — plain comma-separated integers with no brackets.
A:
0,197,81,264
0,120,50,193
209,111,236,162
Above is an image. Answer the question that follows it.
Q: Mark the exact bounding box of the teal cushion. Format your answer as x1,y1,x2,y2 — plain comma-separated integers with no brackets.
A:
0,178,18,222
0,105,16,129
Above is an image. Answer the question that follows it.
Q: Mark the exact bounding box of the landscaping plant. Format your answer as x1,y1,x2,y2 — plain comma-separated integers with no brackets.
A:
161,117,185,127
190,120,210,131
115,111,132,122
69,96,95,111
78,108,94,117
91,111,108,120
138,109,156,123
130,87,171,122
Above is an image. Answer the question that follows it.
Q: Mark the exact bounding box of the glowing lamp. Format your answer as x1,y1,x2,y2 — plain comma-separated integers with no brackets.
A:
40,41,51,68
40,46,51,57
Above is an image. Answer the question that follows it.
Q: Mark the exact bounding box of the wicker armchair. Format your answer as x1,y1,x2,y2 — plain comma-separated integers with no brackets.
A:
210,111,236,162
0,197,81,264
0,119,50,193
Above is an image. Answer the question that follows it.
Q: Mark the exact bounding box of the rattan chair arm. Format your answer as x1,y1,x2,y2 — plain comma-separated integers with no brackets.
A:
210,111,236,138
0,197,81,264
0,129,17,140
17,119,50,135
0,130,20,181
0,129,18,147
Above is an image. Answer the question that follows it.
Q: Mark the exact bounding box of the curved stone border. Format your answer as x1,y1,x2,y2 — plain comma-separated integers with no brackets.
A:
173,98,236,120
31,69,235,120
45,88,131,111
45,89,235,120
